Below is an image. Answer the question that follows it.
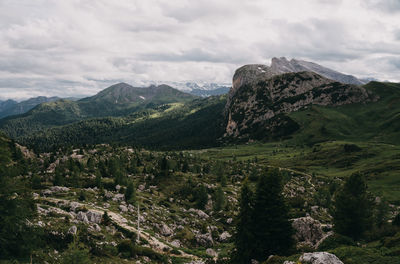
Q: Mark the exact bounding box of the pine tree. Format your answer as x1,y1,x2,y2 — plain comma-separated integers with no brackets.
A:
195,184,208,210
31,174,42,189
251,169,294,261
95,171,102,188
213,185,226,212
333,172,373,240
232,180,254,264
125,181,136,204
54,167,64,186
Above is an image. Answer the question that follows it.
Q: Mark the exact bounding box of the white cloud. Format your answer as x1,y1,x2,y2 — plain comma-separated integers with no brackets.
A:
0,0,399,99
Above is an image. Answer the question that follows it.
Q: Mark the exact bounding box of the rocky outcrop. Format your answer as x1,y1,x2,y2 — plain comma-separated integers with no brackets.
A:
225,69,376,139
292,216,324,248
299,252,344,264
270,57,364,85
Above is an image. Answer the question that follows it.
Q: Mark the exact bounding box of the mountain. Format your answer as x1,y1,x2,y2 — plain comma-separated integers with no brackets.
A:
189,87,230,97
0,96,60,119
270,57,364,85
232,57,365,91
0,99,18,113
0,83,198,139
225,70,375,140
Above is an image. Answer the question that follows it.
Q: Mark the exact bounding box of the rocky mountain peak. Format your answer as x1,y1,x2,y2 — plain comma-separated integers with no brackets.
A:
225,68,376,140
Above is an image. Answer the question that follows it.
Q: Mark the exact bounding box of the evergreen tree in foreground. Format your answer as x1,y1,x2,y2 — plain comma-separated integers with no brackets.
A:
232,179,254,264
251,169,294,261
333,172,373,240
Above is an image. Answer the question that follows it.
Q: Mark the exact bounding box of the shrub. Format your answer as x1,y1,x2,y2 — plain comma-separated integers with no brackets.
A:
393,213,400,227
117,239,135,258
317,234,355,251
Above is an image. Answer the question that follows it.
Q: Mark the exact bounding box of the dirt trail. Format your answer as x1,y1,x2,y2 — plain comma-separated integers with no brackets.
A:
41,197,200,261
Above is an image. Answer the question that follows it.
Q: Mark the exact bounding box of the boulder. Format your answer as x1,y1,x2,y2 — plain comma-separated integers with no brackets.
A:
50,186,70,192
113,194,125,202
119,205,128,213
159,223,173,236
170,240,181,248
292,216,323,247
206,248,218,258
76,211,89,223
188,208,209,219
86,210,102,224
299,252,343,264
68,225,77,235
195,232,213,247
219,231,232,242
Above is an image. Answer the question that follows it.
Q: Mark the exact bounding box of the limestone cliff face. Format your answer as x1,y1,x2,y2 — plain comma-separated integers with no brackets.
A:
225,70,375,140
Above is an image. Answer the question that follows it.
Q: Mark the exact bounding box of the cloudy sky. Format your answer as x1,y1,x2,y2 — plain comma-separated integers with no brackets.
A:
0,0,399,100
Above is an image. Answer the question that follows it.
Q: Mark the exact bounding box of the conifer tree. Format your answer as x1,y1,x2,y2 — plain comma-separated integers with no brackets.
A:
251,169,294,261
213,185,226,211
232,180,254,264
125,181,136,204
333,172,373,240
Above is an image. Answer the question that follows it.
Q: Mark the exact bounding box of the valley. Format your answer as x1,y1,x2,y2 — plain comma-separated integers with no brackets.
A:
1,58,400,264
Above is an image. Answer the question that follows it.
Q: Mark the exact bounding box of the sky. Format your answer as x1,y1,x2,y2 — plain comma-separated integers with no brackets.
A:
0,0,399,100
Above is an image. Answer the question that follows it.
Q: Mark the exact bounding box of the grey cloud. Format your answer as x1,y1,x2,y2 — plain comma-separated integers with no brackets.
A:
364,0,400,13
0,0,399,99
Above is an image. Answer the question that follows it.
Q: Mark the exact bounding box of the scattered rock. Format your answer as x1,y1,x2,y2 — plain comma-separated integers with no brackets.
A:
226,218,233,224
170,240,181,248
68,225,77,235
76,211,89,223
299,252,343,264
188,208,209,219
292,216,324,247
113,194,125,202
206,248,218,258
219,231,232,242
195,232,213,247
86,210,102,224
159,223,173,236
119,205,128,213
50,186,70,192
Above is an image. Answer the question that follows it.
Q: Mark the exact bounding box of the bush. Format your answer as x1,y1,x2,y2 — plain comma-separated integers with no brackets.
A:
383,232,400,248
117,239,135,258
393,213,400,227
364,224,398,242
317,234,355,251
133,245,168,263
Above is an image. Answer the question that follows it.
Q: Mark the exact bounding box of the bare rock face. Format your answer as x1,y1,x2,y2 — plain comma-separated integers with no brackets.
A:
299,252,344,264
225,67,376,140
292,217,324,248
159,223,173,236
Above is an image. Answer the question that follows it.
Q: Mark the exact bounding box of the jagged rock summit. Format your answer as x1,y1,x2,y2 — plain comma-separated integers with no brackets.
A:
230,57,364,100
225,58,377,140
270,57,364,85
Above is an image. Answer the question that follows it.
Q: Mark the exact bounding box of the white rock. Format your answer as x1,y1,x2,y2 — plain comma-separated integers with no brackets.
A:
170,240,181,248
68,225,77,235
299,252,344,264
292,216,324,247
86,210,102,224
115,185,121,191
76,211,89,223
159,223,173,236
206,248,218,258
119,205,128,212
50,186,70,192
219,231,232,241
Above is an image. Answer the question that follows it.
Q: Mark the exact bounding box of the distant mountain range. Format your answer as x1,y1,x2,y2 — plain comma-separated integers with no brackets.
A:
0,96,61,119
0,83,198,139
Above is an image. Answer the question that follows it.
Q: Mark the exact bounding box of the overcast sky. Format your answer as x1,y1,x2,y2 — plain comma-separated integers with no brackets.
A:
0,0,399,100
